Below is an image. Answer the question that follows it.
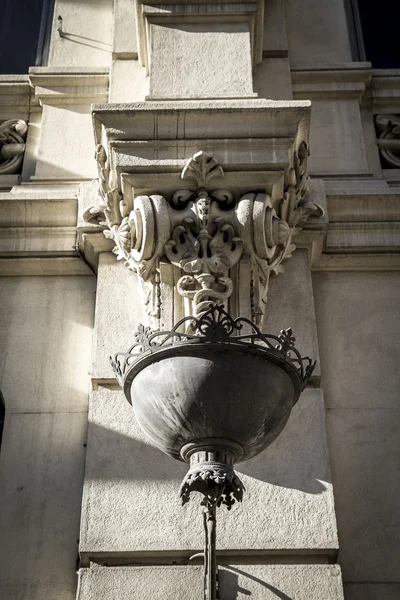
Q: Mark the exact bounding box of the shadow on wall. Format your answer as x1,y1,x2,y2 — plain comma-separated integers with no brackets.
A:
220,567,294,599
86,393,330,495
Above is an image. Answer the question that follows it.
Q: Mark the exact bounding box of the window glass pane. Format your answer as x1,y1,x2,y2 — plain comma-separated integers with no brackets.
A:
0,0,46,74
358,1,400,68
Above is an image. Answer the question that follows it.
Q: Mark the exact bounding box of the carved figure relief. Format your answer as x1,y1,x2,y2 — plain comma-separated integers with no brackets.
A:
0,119,28,175
375,115,400,168
85,147,323,328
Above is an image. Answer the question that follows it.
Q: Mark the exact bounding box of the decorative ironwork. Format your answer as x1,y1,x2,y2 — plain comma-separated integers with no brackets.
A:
111,303,316,388
112,303,317,600
179,460,245,510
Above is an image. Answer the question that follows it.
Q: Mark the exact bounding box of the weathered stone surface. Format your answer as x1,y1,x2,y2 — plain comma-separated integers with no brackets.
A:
314,271,400,584
313,271,400,409
327,408,400,583
306,98,368,175
286,0,352,64
345,583,400,600
79,386,337,558
149,22,254,99
0,276,95,412
0,413,87,600
91,255,146,381
264,249,321,379
76,564,344,599
48,0,113,68
77,566,203,600
219,565,344,599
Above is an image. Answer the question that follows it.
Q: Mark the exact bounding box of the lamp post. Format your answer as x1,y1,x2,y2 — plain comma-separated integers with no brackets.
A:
111,303,315,600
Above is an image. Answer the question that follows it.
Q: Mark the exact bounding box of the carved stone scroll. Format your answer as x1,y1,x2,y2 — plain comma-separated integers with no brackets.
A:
375,115,400,168
85,148,323,328
0,120,28,175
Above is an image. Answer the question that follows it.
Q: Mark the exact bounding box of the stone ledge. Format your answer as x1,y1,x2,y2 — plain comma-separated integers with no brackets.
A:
312,253,400,272
77,564,344,599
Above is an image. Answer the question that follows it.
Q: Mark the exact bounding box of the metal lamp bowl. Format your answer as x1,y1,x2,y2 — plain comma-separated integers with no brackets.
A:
112,305,315,465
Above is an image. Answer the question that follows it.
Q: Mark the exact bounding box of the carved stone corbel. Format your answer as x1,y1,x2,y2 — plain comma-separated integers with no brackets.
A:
0,119,28,175
85,148,323,329
375,115,400,168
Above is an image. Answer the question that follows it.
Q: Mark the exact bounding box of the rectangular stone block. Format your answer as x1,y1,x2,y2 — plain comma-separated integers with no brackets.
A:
219,565,344,599
91,254,147,381
77,564,344,600
285,0,352,64
0,276,95,413
149,22,254,99
35,104,98,180
307,99,368,175
48,0,113,68
79,386,338,558
313,271,400,409
0,412,87,600
327,408,400,583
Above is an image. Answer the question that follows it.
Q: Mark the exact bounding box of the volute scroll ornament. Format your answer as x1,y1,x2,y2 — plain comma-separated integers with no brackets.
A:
375,114,400,168
85,147,323,328
0,119,28,175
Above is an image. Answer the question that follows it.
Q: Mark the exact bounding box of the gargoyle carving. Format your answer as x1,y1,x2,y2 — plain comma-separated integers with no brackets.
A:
85,148,323,328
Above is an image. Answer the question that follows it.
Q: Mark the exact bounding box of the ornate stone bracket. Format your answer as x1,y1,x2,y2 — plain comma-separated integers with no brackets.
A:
375,115,400,168
84,148,323,328
0,119,28,175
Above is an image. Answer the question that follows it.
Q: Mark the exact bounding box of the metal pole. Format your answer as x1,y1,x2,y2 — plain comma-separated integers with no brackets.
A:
204,504,217,600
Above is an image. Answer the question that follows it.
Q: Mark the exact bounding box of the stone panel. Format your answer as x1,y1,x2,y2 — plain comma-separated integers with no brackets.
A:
313,271,400,409
35,104,98,180
327,408,400,583
49,0,113,68
79,386,337,557
149,22,254,99
0,276,95,413
285,0,352,64
307,99,368,175
0,412,87,600
91,254,146,381
77,564,344,600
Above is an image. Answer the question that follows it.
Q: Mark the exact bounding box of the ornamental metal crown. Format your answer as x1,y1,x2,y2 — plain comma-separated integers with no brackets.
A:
110,304,315,388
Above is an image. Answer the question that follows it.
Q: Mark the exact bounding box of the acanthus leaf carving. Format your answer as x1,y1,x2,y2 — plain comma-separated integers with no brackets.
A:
85,148,323,328
0,119,28,175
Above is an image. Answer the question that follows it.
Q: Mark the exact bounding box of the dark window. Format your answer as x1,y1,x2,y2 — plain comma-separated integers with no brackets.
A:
347,1,400,68
0,0,54,74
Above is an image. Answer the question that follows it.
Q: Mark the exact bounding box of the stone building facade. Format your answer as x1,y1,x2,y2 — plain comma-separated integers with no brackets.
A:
0,2,399,600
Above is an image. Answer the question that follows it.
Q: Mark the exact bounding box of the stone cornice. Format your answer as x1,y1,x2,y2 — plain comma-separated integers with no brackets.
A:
292,64,372,100
29,67,109,106
0,75,31,120
370,70,400,113
0,183,399,274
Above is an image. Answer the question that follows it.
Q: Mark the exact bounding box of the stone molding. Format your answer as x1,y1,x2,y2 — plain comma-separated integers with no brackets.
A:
371,70,400,113
0,75,30,121
292,65,372,100
28,67,109,106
